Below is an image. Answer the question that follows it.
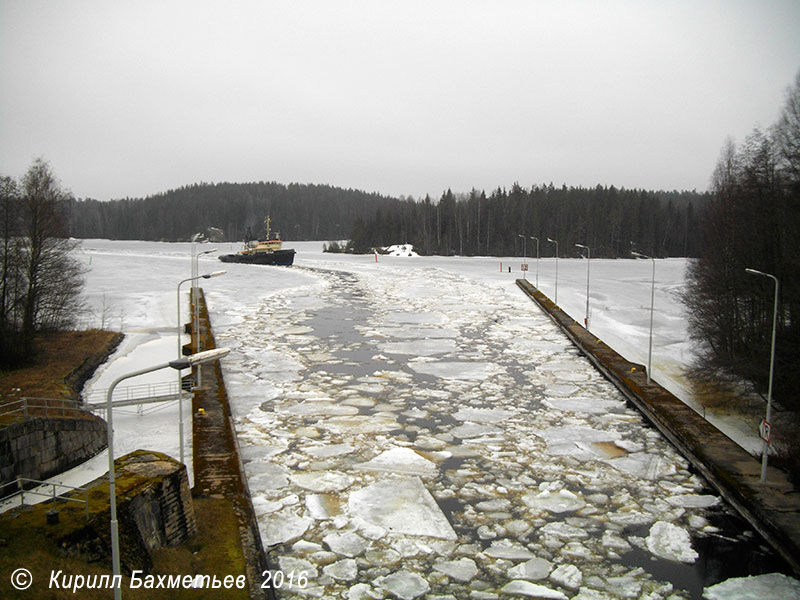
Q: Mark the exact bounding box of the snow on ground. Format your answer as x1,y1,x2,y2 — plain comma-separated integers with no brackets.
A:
4,240,791,598
383,244,419,257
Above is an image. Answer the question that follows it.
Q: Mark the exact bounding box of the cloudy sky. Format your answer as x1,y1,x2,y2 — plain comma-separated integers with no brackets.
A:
2,1,799,201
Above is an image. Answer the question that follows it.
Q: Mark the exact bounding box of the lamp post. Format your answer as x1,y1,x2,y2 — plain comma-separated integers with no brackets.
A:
192,249,217,388
106,348,231,600
176,270,226,465
529,237,539,288
517,234,527,279
547,237,558,304
575,243,591,328
632,252,655,384
745,268,779,485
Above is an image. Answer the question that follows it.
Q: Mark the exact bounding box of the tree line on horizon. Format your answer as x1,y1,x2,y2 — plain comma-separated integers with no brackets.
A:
346,184,706,258
66,180,708,259
67,182,399,243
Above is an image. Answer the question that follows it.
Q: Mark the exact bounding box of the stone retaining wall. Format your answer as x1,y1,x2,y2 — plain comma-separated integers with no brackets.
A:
0,415,107,494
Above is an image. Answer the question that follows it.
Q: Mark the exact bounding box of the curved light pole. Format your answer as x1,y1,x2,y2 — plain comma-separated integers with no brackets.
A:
517,234,527,279
632,251,655,384
575,243,591,328
529,237,539,288
547,237,558,304
176,270,226,465
106,348,230,599
745,267,779,485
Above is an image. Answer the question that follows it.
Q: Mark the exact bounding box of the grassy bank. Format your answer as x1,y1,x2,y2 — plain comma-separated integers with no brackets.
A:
0,330,250,598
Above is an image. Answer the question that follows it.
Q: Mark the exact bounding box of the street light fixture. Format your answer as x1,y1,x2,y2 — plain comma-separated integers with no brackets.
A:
547,237,558,304
106,347,231,600
176,270,226,465
529,237,539,288
517,234,527,279
192,250,217,345
575,243,591,328
745,267,779,485
632,251,655,384
192,250,218,388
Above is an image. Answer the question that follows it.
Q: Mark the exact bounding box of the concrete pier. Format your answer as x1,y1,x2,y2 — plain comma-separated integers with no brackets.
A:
190,288,275,599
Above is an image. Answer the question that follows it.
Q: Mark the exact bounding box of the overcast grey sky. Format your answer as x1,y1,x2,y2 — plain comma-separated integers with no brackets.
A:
2,1,799,201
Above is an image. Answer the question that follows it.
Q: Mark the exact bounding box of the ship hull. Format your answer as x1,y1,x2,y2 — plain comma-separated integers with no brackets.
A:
218,248,295,266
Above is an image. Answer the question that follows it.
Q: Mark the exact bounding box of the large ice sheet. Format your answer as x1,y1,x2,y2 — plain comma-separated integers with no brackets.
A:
409,360,501,381
702,573,800,600
348,477,457,540
354,447,438,477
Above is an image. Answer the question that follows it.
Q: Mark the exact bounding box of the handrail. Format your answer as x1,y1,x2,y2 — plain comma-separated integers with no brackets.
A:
82,381,185,405
0,382,187,419
0,397,93,419
0,477,90,519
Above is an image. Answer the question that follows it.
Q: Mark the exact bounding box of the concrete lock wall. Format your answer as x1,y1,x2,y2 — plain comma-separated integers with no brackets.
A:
0,415,107,494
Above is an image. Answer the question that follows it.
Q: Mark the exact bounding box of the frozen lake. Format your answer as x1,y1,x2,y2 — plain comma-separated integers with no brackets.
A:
11,240,793,599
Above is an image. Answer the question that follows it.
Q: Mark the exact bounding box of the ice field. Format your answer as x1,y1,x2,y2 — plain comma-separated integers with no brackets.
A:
7,240,796,599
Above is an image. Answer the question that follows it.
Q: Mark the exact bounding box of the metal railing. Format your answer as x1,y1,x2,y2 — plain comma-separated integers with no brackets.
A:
82,381,187,405
1,382,189,421
0,397,93,419
0,477,90,519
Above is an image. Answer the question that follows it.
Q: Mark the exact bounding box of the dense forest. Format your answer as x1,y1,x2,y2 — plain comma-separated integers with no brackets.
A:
69,181,708,258
348,185,706,258
68,182,399,243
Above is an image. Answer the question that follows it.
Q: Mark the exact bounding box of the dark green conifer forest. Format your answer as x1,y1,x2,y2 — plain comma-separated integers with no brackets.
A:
68,181,707,259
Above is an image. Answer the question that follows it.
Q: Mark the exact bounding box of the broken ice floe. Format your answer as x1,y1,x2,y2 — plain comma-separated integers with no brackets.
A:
380,338,457,356
305,493,342,519
702,572,800,600
451,422,504,439
323,531,370,557
348,477,457,540
374,570,430,599
315,414,399,434
507,557,553,580
409,360,502,381
550,564,583,590
500,580,568,599
522,486,586,514
432,557,479,582
542,397,620,415
645,521,698,563
665,493,721,508
303,443,355,458
453,407,516,423
260,509,312,546
483,539,535,560
353,447,438,477
290,470,355,492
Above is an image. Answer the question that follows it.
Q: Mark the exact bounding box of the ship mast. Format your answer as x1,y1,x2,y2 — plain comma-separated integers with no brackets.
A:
265,216,271,240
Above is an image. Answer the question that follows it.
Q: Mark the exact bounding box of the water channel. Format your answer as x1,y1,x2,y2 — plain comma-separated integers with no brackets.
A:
218,265,788,599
